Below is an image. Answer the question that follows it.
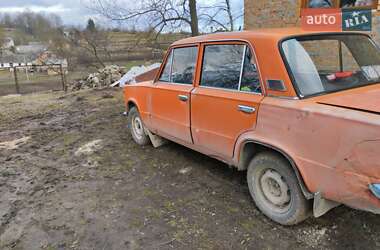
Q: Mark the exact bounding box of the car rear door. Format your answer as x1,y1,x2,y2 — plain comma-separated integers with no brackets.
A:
150,45,198,144
191,42,264,158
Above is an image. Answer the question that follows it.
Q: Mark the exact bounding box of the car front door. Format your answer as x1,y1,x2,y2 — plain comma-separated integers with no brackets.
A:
191,42,264,158
150,45,198,144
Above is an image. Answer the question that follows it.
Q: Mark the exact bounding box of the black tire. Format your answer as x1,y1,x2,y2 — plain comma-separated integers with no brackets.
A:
127,107,150,146
247,151,311,225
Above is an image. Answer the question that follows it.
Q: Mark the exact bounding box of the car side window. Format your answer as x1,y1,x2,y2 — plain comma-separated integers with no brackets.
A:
159,46,198,84
159,50,173,82
201,44,245,90
200,44,261,93
172,47,198,84
240,47,261,93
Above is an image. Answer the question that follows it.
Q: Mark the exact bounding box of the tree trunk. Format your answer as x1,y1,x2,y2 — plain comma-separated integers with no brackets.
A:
188,0,199,36
225,0,234,31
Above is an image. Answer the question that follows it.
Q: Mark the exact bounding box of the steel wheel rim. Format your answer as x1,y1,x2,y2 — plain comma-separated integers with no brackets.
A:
132,116,144,140
256,169,291,214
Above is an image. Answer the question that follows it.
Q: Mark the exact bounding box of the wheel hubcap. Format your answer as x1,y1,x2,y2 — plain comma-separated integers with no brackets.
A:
260,169,291,211
132,116,144,139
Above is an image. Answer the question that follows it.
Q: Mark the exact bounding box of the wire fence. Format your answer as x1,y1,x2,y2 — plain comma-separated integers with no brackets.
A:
0,64,67,96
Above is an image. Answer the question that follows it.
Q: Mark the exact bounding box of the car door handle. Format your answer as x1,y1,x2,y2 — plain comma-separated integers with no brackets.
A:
178,95,189,102
238,105,256,114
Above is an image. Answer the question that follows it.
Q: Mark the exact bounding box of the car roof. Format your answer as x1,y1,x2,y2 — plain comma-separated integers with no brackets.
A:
172,27,365,46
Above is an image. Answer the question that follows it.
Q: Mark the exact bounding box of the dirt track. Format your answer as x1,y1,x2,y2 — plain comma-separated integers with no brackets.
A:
1,89,380,250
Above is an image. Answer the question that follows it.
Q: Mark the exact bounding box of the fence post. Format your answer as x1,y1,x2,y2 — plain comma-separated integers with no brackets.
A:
59,64,66,91
13,67,20,94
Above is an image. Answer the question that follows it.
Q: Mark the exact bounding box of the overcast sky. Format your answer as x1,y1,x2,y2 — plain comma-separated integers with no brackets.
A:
0,0,244,30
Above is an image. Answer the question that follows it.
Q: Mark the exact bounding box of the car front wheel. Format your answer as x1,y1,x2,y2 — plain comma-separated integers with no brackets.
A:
128,107,150,146
247,152,311,225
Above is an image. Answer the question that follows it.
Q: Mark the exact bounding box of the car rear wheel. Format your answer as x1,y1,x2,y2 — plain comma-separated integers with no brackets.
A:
128,107,150,146
247,152,311,225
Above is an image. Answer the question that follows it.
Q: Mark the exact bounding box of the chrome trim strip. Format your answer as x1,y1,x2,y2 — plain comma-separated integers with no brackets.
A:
238,45,247,91
267,95,299,100
157,81,193,86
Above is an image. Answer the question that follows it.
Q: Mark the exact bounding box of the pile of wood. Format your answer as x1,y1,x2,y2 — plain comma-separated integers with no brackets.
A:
70,65,127,90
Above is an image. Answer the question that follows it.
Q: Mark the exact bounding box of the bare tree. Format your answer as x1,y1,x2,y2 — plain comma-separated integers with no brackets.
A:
68,29,111,68
200,0,241,32
0,26,4,43
89,0,242,37
89,0,200,36
224,0,234,31
0,26,4,56
188,0,199,36
48,29,76,71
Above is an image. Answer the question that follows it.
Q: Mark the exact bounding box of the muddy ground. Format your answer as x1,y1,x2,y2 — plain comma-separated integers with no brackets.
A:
0,89,380,250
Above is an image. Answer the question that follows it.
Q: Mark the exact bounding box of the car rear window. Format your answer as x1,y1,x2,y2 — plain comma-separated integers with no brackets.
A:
281,34,380,97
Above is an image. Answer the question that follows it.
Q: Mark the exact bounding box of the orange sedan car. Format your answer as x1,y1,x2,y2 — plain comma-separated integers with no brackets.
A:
124,28,380,225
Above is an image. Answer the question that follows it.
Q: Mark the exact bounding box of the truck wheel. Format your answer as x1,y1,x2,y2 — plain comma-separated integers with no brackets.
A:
128,107,150,146
247,152,311,225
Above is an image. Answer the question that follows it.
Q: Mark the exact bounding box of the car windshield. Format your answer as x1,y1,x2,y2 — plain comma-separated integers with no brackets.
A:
281,34,380,97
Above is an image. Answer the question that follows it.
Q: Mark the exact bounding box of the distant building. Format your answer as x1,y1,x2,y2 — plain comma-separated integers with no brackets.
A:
35,51,67,66
34,51,68,75
15,42,47,54
0,49,68,74
0,35,68,74
0,50,36,70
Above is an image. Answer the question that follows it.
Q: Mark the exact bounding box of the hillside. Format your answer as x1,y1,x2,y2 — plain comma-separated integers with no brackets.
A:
1,27,190,66
3,28,37,46
106,31,189,62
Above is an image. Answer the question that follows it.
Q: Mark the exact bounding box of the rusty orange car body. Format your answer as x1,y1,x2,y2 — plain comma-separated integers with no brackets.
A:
123,28,380,224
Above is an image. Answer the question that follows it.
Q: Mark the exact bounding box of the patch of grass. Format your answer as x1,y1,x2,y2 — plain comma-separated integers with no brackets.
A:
226,206,240,214
169,216,208,245
147,207,162,220
0,71,62,86
1,170,15,177
63,133,82,147
164,201,176,213
240,219,255,232
143,188,156,198
130,218,144,228
43,245,57,250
